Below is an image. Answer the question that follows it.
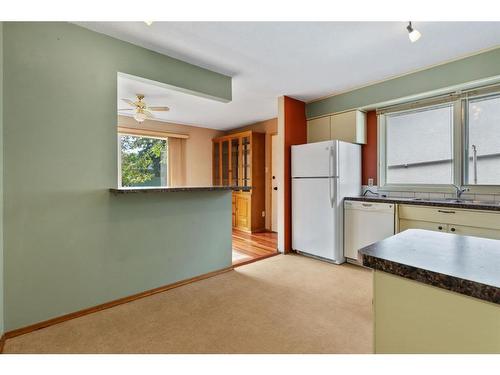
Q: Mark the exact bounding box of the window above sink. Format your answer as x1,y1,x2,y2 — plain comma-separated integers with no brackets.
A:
378,83,500,194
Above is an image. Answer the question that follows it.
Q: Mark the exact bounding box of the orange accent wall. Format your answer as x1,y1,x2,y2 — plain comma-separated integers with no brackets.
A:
362,110,378,185
284,96,307,252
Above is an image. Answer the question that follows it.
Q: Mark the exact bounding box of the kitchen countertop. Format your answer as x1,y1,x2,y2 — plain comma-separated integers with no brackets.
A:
345,195,500,212
109,186,251,194
359,229,500,304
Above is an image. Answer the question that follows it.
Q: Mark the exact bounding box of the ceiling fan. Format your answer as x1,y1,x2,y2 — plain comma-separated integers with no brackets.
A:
119,94,170,123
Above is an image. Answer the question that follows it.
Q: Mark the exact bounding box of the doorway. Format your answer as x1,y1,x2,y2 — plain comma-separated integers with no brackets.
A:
271,133,278,232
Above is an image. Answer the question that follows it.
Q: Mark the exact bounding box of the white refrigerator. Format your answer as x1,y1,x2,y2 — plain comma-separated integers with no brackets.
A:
292,140,361,264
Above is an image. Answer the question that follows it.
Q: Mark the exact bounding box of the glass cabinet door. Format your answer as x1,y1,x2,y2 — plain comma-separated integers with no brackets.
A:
213,141,220,185
221,140,230,186
242,135,251,187
231,138,240,186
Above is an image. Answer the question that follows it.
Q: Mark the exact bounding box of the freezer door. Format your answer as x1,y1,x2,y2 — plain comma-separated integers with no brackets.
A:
291,140,337,178
292,177,338,261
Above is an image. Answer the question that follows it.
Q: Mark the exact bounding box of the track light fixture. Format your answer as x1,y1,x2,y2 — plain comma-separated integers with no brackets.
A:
407,22,421,43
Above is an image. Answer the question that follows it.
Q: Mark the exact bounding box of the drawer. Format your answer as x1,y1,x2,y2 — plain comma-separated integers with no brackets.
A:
398,204,500,231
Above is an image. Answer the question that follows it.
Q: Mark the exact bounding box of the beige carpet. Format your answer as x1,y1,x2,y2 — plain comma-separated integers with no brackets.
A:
4,254,373,353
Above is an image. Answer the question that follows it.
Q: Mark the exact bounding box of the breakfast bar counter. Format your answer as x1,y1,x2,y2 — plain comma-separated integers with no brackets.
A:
359,229,500,353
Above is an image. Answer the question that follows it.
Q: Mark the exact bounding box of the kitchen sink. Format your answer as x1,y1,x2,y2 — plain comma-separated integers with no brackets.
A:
435,198,498,205
410,197,499,205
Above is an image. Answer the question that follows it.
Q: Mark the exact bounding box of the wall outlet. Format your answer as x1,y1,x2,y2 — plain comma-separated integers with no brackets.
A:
262,211,265,217
368,178,374,187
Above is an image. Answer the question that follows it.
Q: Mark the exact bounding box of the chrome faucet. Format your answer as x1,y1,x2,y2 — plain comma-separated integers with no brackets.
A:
452,184,469,200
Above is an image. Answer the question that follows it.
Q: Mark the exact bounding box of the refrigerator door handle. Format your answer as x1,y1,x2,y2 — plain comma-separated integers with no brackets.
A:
329,146,334,208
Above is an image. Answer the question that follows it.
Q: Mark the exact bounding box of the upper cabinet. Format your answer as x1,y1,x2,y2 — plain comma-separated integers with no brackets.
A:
307,116,331,143
307,110,366,144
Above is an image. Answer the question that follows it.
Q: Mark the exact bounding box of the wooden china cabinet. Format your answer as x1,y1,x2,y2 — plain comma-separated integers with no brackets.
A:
212,130,265,232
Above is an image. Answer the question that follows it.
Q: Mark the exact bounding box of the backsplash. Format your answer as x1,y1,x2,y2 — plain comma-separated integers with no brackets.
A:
361,185,500,202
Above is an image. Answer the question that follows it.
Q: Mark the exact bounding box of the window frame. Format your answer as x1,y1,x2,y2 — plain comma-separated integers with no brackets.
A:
462,90,500,193
377,96,462,193
378,83,500,194
117,131,170,189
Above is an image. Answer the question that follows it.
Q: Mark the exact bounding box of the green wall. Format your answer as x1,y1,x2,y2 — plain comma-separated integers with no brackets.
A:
306,47,500,118
0,22,4,337
2,22,232,331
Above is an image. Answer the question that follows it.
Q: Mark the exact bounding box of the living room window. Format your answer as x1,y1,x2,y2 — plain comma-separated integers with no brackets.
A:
118,133,168,188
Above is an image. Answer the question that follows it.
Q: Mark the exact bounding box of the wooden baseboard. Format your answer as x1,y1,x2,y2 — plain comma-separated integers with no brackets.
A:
0,334,5,354
4,266,233,341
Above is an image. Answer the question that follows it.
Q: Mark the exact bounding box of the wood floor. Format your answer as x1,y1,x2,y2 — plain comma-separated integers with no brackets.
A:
232,229,278,266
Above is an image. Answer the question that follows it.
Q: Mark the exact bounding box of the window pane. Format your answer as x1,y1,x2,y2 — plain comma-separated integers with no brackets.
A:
120,135,168,187
386,104,453,185
467,95,500,185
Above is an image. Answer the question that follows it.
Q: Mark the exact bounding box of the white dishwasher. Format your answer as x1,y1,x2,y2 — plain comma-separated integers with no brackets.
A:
344,200,395,263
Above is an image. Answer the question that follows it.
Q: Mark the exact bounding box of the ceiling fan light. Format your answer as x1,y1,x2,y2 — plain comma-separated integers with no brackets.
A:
134,110,147,123
407,22,421,43
144,21,153,26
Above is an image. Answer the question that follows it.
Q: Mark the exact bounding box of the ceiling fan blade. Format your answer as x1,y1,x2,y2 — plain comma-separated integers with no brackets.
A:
118,108,134,111
148,106,170,112
143,110,155,119
121,99,136,107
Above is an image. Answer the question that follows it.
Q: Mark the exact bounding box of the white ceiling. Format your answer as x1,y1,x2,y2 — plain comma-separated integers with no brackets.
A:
78,22,500,130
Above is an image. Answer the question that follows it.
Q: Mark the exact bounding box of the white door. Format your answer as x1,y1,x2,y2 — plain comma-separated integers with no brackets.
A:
271,134,278,232
291,140,337,178
292,178,336,260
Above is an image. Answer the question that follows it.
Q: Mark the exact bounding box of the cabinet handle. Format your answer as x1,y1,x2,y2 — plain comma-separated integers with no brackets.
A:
438,226,443,230
438,210,455,214
450,227,456,232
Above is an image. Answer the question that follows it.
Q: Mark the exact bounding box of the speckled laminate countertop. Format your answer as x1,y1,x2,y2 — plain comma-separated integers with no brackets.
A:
359,229,500,304
345,195,500,212
109,186,251,194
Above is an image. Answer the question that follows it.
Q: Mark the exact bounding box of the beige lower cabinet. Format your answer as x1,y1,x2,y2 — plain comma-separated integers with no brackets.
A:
398,204,500,240
374,271,500,353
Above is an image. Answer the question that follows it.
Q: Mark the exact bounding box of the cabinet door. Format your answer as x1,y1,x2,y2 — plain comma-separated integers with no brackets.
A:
230,137,240,186
232,194,236,227
307,117,331,143
447,224,500,240
399,219,447,233
241,135,251,188
212,141,220,185
221,140,230,186
330,110,366,144
235,195,251,231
